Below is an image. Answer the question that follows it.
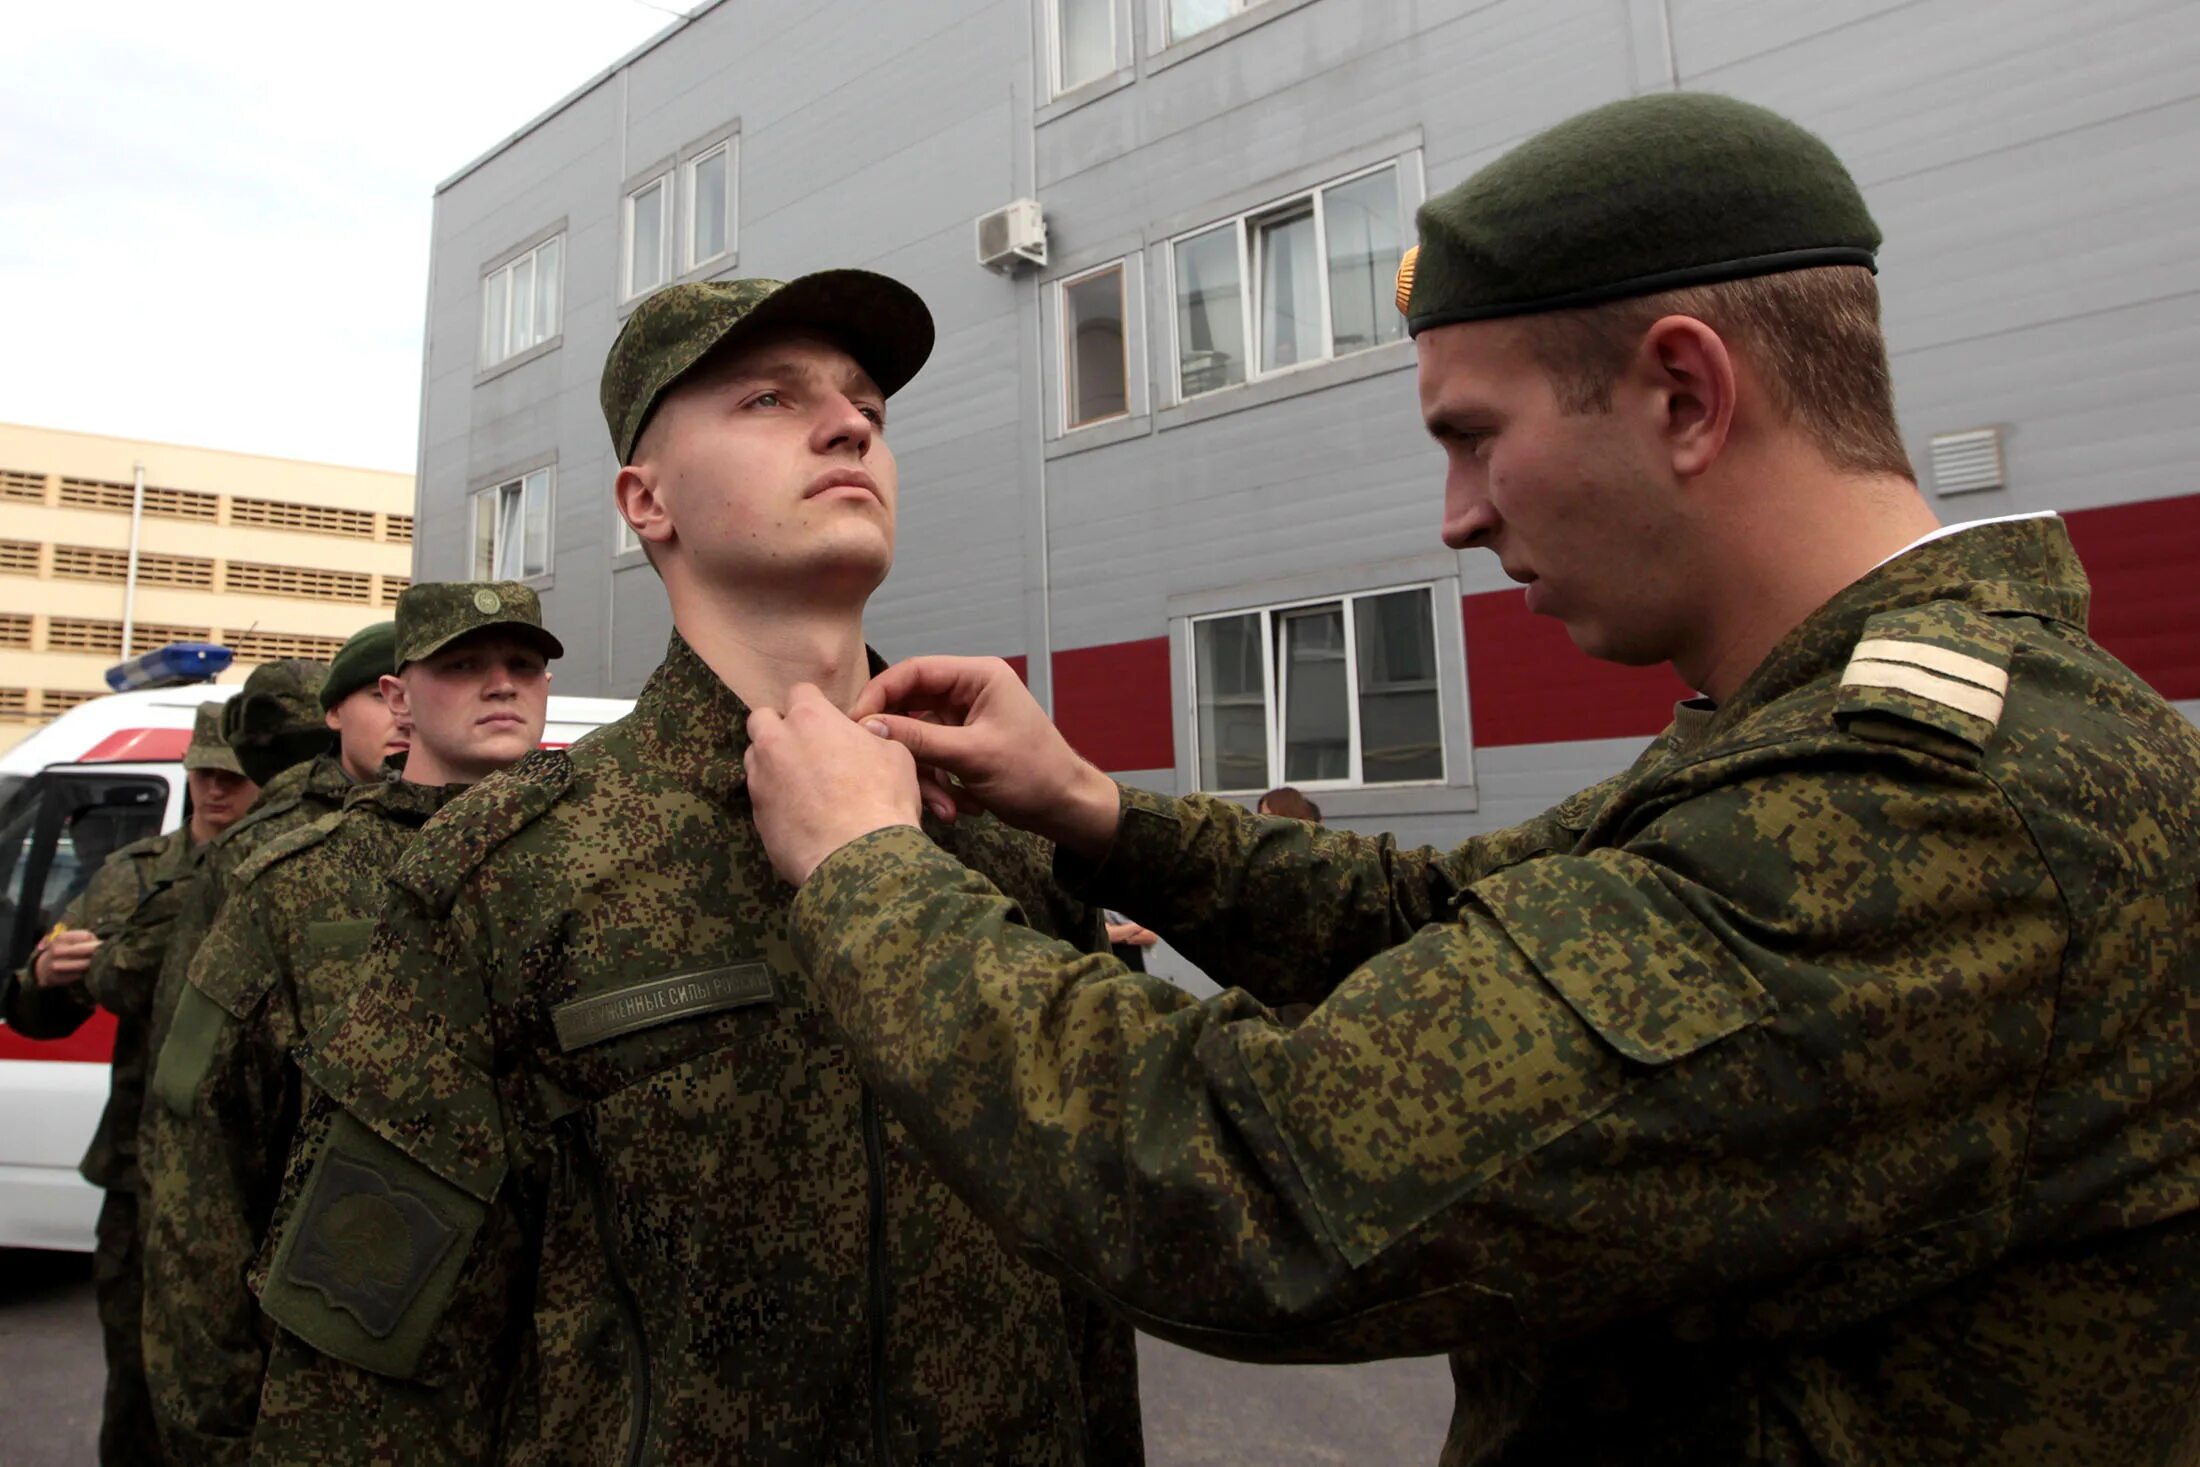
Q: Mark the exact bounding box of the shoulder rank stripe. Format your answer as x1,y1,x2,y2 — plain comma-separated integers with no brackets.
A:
1841,647,2005,728
1848,638,2010,694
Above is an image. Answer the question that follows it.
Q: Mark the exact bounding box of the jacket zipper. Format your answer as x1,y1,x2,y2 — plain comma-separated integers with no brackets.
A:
573,1115,654,1467
863,1087,893,1467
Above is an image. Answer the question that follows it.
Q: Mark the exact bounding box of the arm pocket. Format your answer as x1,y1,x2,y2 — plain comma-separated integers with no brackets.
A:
258,1110,488,1382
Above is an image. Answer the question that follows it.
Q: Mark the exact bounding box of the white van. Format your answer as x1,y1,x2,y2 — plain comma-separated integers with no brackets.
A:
0,685,631,1252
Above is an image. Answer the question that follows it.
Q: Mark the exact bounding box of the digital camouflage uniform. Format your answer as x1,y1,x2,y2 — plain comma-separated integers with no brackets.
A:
251,634,1143,1465
3,824,204,1465
788,520,2200,1465
141,775,462,1463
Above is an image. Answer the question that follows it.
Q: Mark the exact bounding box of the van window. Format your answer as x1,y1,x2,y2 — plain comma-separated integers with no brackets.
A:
0,773,168,974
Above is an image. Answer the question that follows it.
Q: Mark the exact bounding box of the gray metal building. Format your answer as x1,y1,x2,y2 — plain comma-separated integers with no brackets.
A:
415,0,2200,854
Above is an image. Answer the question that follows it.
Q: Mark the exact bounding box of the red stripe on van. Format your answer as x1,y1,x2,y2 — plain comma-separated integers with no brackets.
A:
81,729,191,763
0,1007,117,1064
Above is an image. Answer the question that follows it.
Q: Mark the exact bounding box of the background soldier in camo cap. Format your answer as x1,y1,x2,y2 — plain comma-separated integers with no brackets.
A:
245,272,1142,1463
140,585,556,1462
746,92,2200,1464
2,702,256,1465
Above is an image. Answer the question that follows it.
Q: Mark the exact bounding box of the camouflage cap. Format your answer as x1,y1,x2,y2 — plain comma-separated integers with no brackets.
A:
394,580,564,668
1400,91,1880,334
601,270,934,463
181,701,245,775
320,620,397,711
221,658,336,786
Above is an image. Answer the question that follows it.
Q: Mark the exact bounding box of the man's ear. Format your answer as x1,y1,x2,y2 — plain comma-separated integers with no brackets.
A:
324,706,342,733
1635,315,1736,481
615,462,674,549
378,672,410,723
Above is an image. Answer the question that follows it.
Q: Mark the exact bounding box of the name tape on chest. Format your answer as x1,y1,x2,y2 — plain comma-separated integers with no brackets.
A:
1840,637,2008,729
551,962,778,1052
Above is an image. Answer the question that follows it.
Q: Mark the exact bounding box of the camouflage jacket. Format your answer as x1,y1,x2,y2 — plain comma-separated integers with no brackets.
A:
144,754,353,1072
250,635,1144,1466
140,775,459,1465
2,827,203,1187
787,519,2200,1466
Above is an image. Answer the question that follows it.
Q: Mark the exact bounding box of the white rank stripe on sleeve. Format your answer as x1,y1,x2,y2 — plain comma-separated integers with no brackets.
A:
1840,638,2008,727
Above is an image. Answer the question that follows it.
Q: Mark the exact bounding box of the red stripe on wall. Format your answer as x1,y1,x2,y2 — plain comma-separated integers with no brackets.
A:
1002,654,1028,684
2062,496,2200,701
1462,590,1694,747
0,1007,117,1064
1051,638,1174,772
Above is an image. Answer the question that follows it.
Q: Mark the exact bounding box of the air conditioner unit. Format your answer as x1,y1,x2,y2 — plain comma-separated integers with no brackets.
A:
976,199,1047,273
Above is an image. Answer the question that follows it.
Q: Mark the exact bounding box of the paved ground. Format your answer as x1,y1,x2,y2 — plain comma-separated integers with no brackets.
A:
0,1246,1451,1464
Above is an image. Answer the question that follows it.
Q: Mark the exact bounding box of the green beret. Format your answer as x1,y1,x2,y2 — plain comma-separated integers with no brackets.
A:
394,581,564,668
221,658,334,786
1402,92,1880,333
601,270,933,464
320,621,397,711
181,701,244,776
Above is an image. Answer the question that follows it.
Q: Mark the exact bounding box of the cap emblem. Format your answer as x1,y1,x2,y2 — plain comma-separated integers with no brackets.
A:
473,589,502,614
1394,245,1419,316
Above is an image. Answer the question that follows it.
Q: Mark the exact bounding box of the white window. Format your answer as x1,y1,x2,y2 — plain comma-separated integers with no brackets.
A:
480,235,563,368
615,514,641,556
473,468,552,580
623,173,672,300
1051,0,1114,94
1060,262,1129,429
1189,584,1445,792
1168,0,1264,44
1170,163,1405,400
684,139,735,272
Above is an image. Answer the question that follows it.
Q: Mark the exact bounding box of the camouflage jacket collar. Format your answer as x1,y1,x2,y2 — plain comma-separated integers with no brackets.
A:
1717,515,2087,733
339,772,467,828
146,826,207,886
636,631,890,802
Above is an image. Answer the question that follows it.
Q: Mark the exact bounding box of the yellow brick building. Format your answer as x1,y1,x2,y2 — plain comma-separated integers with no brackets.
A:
0,422,414,754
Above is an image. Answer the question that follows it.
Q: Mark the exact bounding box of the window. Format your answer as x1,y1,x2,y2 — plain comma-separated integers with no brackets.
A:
624,174,671,300
481,235,563,368
1190,584,1444,792
615,515,642,556
1051,0,1114,93
473,469,552,581
384,513,414,544
1170,163,1405,400
1167,0,1265,43
229,495,375,537
684,141,735,272
1060,264,1129,429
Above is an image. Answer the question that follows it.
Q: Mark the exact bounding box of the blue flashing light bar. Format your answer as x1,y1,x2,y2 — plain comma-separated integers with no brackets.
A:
105,642,235,693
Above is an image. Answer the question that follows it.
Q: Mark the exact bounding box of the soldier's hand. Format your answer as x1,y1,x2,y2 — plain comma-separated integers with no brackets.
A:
748,684,925,887
850,656,1122,860
33,929,100,987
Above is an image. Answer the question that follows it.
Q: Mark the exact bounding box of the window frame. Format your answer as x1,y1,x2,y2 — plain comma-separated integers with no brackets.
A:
1048,0,1119,96
476,224,567,377
471,465,556,583
680,132,739,276
1058,260,1133,433
1165,159,1406,404
622,169,674,302
1184,578,1450,796
1164,0,1263,45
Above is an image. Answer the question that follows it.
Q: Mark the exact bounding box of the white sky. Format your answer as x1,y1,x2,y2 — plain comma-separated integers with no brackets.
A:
1,1,675,474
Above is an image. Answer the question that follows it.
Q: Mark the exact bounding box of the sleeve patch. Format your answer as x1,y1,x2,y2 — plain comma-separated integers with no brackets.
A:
259,1110,485,1381
151,983,233,1116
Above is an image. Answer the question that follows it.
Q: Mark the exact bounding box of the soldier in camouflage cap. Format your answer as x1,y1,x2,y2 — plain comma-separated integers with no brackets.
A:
3,700,261,1465
745,93,2200,1465
318,621,410,783
240,278,1141,1462
144,585,556,1459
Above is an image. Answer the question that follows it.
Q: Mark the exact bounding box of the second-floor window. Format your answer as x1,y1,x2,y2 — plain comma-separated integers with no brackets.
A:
1171,163,1405,399
1052,0,1114,94
1061,262,1129,429
1190,583,1444,792
474,468,552,581
684,139,735,272
624,173,672,300
481,236,563,368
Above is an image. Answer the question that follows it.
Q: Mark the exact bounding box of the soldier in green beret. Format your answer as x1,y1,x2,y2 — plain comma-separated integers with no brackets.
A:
744,93,2200,1464
245,274,1142,1463
318,620,409,783
139,587,558,1461
0,703,258,1466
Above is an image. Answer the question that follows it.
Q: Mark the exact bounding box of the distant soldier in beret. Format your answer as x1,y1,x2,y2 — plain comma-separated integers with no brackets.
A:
2,703,256,1466
744,93,2200,1464
140,589,556,1462
244,274,1142,1463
